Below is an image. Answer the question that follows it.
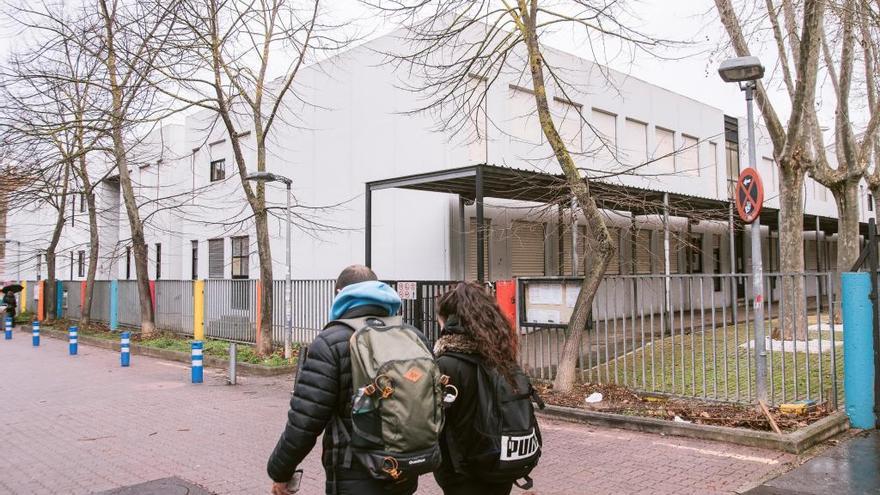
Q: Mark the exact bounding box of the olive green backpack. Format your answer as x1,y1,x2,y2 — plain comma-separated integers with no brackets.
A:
332,315,445,481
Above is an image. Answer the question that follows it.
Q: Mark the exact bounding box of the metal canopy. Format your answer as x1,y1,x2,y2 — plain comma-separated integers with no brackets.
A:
364,163,861,279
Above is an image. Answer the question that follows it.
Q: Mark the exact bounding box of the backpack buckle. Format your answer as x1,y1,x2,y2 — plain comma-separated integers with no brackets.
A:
381,457,401,480
375,374,394,399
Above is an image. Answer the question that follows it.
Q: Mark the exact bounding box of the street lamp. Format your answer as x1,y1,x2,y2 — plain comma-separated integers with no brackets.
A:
245,171,293,360
718,56,768,404
0,238,22,280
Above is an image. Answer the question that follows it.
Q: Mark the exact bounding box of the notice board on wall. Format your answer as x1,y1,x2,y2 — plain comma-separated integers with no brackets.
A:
518,278,583,327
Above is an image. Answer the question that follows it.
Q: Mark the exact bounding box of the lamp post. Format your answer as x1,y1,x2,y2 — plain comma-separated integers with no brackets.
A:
0,238,21,280
719,56,768,404
245,171,293,359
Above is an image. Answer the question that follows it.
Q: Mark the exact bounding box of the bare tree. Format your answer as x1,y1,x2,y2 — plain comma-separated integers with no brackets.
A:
714,0,825,338
364,0,674,391
163,0,346,355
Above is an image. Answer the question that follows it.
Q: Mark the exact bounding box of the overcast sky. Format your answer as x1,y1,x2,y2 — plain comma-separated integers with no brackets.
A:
0,1,805,125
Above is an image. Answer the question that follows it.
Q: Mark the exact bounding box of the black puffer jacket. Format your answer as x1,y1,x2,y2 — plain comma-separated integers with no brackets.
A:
266,305,420,495
432,323,484,487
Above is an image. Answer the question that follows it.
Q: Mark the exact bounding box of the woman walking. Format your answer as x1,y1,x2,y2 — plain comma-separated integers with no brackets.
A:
433,282,542,495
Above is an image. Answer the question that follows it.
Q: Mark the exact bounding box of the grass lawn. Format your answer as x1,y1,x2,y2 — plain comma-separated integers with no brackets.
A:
582,320,844,406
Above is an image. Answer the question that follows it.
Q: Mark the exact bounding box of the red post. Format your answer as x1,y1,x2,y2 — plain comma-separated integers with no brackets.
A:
80,281,86,311
149,281,156,311
495,280,518,353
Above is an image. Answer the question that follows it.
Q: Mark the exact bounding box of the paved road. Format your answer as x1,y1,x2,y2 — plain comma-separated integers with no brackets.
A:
0,330,796,495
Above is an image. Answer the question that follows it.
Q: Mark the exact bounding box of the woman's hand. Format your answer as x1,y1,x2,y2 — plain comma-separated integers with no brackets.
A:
270,481,292,495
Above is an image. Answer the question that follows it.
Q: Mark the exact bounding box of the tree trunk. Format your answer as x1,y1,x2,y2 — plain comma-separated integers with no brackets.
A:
833,179,861,272
777,164,805,340
81,190,99,329
513,1,614,391
101,3,156,335
45,164,71,322
255,208,274,356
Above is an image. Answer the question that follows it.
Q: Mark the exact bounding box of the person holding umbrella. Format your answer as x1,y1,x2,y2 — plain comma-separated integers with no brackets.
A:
2,283,22,321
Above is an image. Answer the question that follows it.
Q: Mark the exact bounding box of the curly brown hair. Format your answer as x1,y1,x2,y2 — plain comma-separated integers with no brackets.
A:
437,282,518,383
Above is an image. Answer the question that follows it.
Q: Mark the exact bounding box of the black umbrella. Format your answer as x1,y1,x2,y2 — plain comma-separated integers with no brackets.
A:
2,284,23,293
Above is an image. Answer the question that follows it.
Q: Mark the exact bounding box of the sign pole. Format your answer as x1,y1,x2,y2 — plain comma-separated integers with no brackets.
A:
743,82,768,404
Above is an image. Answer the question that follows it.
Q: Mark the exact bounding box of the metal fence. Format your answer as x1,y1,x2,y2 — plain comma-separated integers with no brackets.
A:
156,280,194,336
518,273,842,407
63,281,82,320
91,281,111,324
204,279,258,344
117,281,141,328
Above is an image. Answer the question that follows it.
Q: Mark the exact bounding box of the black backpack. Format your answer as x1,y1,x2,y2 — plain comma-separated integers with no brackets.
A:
444,353,545,489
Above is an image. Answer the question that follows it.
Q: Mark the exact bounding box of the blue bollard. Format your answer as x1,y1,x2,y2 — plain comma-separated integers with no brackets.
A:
68,326,78,356
120,331,130,367
32,321,40,347
842,272,877,429
4,316,11,340
191,341,203,383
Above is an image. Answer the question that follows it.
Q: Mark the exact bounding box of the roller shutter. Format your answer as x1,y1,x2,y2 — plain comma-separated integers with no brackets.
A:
208,239,224,279
511,220,546,277
467,218,491,281
633,229,652,274
804,239,818,270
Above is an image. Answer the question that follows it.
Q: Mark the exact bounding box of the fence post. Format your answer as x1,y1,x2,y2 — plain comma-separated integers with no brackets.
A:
120,331,130,367
149,280,156,312
37,281,44,322
193,280,205,341
68,326,78,355
191,341,203,383
842,272,877,429
55,280,63,319
21,281,27,313
228,342,237,385
4,316,11,339
80,281,86,314
110,280,119,331
32,321,39,347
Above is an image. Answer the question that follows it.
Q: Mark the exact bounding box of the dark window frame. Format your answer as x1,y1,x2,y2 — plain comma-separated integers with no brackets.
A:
125,247,131,280
77,251,85,278
230,236,249,279
191,240,199,280
210,159,226,182
155,243,162,279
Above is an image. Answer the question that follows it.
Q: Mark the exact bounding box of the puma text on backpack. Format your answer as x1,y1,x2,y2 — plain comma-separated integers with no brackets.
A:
445,353,545,490
332,316,445,481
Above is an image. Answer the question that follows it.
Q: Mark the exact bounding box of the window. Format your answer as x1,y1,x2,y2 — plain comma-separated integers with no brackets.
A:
680,135,699,176
654,127,675,173
77,251,85,277
125,247,131,280
231,236,249,279
155,243,162,279
590,109,617,166
208,239,224,278
79,193,87,213
624,119,648,167
709,142,719,195
870,194,874,212
712,234,722,291
557,103,583,153
70,194,76,227
508,86,543,145
210,159,226,182
36,253,42,281
726,140,740,196
191,240,199,280
687,234,703,273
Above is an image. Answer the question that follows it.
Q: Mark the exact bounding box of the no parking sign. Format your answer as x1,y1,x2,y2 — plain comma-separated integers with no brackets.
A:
735,167,764,223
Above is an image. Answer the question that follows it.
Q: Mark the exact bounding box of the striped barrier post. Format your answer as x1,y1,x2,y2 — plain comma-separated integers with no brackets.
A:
68,326,78,355
120,331,130,367
191,341,203,383
109,280,119,331
32,321,40,347
4,316,12,340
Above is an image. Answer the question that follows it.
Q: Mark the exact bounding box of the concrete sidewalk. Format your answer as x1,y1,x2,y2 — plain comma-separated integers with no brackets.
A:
1,330,796,494
744,431,880,494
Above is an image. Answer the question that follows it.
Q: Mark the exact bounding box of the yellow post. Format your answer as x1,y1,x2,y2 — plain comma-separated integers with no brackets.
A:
193,279,205,341
20,281,27,313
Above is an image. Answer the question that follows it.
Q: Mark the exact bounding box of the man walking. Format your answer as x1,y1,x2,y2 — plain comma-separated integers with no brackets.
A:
267,265,421,495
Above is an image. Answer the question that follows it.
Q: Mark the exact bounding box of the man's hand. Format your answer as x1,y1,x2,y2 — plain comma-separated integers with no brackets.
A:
270,481,292,495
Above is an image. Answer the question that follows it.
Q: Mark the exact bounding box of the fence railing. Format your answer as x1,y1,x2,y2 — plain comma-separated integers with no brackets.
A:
518,273,842,407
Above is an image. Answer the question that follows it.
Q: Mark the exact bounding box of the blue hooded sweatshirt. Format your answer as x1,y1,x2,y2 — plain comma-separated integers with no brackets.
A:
329,280,401,320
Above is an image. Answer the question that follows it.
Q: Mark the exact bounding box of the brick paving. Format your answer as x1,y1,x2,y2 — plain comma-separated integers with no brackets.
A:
0,329,797,494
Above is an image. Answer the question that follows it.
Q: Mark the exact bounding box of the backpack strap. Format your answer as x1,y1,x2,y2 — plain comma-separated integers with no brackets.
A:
325,315,402,333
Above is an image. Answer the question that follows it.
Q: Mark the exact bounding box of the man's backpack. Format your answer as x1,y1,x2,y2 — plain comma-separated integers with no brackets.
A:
445,353,545,490
332,315,445,481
